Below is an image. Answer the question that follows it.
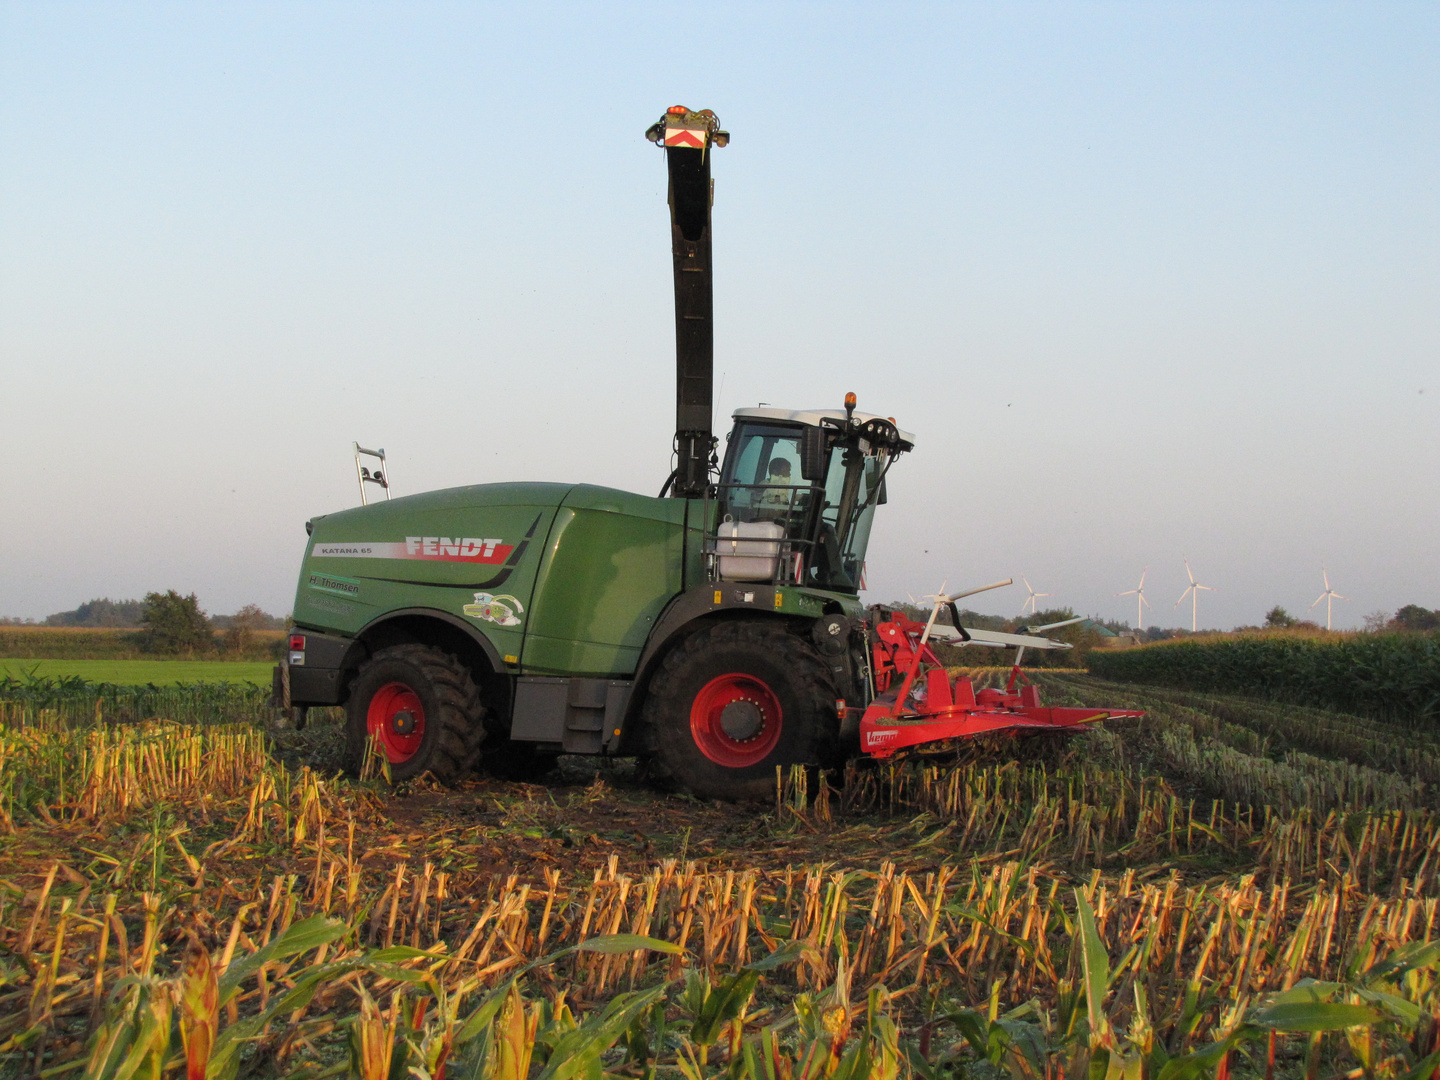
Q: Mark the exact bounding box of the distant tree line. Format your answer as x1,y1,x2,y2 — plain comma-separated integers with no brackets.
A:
0,594,288,656
26,596,287,630
1256,604,1440,634
1386,605,1440,632
878,599,1440,653
47,598,147,627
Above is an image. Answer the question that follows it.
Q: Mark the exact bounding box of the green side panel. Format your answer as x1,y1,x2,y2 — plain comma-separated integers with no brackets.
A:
521,485,687,677
772,587,861,619
518,635,643,676
291,483,570,662
685,498,714,584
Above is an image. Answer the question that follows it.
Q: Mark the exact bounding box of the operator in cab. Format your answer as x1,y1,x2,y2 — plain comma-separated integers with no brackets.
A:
753,457,795,514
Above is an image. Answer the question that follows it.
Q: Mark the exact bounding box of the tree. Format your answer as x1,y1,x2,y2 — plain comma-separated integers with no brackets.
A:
885,599,942,624
1362,610,1390,633
140,591,213,654
211,607,286,630
1265,606,1298,629
45,598,145,627
224,604,270,654
1390,605,1440,632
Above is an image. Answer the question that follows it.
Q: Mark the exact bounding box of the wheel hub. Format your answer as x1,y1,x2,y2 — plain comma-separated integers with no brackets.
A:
719,699,764,741
366,682,427,763
690,673,784,768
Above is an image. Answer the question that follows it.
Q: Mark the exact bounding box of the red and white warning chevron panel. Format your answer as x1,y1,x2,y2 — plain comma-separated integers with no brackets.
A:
664,126,708,148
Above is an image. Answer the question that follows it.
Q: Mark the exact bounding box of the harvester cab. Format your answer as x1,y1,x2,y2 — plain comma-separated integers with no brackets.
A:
710,400,913,592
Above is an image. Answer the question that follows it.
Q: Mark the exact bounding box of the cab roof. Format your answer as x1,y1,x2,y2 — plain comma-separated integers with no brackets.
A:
732,406,916,449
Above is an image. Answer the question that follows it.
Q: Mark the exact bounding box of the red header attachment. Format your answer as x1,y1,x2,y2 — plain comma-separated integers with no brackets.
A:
858,608,1145,760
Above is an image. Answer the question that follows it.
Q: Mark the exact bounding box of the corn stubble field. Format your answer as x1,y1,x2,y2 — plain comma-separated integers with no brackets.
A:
0,671,1437,1079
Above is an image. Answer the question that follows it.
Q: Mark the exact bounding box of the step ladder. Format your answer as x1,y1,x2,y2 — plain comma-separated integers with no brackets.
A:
353,443,391,505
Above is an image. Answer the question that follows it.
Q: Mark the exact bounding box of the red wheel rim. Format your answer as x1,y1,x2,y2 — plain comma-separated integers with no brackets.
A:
689,673,783,768
366,681,426,763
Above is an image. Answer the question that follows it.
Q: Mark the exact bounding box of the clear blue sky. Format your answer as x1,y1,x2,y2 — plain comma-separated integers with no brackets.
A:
2,2,1435,629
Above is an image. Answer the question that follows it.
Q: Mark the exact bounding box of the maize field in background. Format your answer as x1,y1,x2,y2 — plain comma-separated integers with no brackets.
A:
0,674,1437,1078
1086,634,1440,723
0,674,280,727
0,629,283,663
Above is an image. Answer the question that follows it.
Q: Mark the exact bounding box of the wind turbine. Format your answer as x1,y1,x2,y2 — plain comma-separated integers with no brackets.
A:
1116,568,1151,630
1020,577,1052,616
1173,559,1214,632
1309,568,1347,630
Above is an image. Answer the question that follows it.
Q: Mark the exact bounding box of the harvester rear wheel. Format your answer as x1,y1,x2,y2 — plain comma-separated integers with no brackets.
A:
639,621,836,801
346,645,486,785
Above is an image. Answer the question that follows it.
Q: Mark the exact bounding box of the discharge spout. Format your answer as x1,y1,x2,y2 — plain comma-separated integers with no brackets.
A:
646,107,729,499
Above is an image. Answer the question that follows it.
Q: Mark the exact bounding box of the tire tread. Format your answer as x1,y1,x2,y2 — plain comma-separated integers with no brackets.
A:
638,620,836,800
347,644,486,785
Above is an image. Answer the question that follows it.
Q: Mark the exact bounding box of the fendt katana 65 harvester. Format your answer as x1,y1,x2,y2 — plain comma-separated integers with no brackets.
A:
277,107,1140,800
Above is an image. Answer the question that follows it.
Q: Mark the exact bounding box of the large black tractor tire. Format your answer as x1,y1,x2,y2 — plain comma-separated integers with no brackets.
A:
346,645,486,785
639,621,838,802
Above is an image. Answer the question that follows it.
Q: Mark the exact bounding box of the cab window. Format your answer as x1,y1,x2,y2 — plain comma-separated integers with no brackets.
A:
718,424,809,527
716,419,888,594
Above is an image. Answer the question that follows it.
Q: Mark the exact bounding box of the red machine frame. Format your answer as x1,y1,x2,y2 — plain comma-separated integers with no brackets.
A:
859,608,1144,759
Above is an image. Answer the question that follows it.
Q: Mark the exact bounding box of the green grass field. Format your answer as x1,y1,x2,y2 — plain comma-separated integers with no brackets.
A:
0,657,273,684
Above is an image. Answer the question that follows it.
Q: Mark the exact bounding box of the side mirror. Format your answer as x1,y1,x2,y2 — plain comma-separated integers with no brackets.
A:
800,427,828,482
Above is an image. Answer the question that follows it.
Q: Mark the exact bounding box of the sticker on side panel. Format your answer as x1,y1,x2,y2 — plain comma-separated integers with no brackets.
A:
311,537,514,564
463,592,524,627
308,572,361,597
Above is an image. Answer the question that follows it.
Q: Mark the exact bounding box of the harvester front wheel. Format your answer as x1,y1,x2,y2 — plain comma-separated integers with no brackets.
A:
346,645,486,785
640,621,836,801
